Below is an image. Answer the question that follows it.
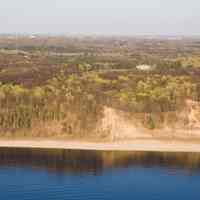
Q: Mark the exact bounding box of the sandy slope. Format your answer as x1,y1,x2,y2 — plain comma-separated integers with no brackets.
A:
0,139,200,153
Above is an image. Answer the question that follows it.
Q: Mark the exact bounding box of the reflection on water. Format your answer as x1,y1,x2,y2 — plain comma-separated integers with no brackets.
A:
0,148,200,200
0,147,200,174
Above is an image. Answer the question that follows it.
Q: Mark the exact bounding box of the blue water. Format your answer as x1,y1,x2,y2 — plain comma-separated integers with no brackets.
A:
0,148,199,200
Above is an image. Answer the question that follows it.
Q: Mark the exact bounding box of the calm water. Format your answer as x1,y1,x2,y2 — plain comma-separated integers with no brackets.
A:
0,148,199,199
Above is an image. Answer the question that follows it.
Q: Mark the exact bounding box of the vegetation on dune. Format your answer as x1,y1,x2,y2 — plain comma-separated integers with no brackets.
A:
116,75,197,112
0,65,199,136
0,71,104,136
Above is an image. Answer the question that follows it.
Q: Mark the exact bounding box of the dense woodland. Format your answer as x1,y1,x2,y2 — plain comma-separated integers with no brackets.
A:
0,35,200,137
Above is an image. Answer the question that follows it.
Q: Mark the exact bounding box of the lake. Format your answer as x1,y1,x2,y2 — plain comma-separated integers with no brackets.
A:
0,147,199,199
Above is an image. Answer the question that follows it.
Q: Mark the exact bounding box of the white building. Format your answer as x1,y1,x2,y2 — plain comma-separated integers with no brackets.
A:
136,65,152,71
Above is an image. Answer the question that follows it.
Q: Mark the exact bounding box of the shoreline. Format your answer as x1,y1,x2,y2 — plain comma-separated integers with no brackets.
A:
0,139,200,153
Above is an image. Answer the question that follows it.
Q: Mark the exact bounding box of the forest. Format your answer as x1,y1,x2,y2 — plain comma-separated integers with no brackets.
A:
0,35,200,138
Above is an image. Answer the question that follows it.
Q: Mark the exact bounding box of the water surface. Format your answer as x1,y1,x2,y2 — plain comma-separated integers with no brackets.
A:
0,148,199,199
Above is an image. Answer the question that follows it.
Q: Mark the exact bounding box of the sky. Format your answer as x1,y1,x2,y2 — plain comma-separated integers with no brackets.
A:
0,0,200,36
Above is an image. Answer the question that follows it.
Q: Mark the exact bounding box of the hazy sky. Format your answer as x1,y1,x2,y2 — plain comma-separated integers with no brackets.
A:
0,0,200,35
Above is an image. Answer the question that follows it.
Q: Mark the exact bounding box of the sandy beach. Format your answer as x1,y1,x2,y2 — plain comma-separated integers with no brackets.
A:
0,139,199,153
